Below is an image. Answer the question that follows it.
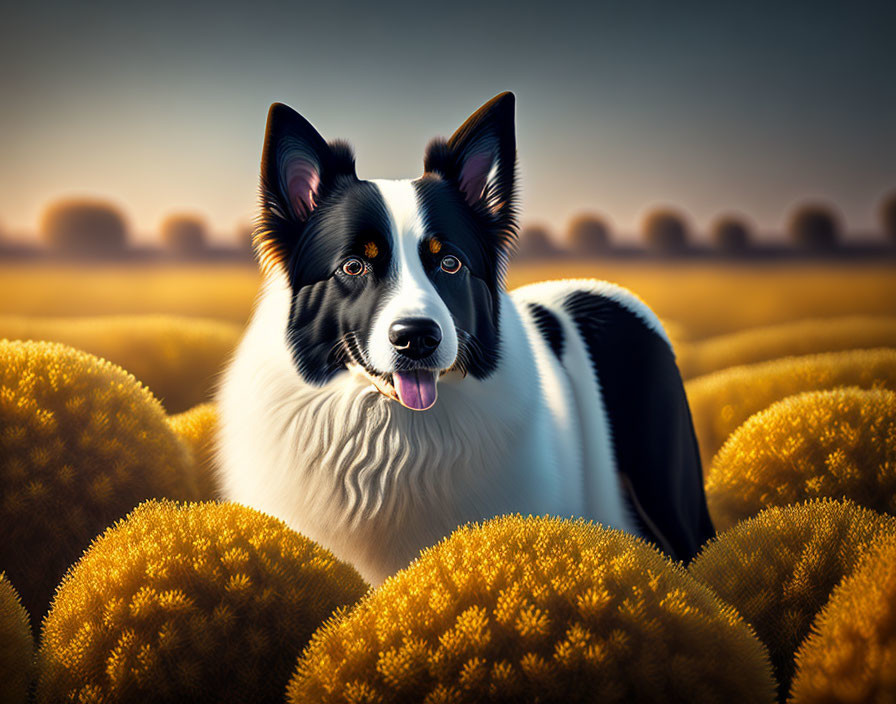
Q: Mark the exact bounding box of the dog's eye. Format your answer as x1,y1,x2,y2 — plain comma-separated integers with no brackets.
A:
440,255,462,274
341,257,367,276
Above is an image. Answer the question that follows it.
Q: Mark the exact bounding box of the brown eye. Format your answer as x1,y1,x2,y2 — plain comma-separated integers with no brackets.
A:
440,255,462,274
342,257,366,276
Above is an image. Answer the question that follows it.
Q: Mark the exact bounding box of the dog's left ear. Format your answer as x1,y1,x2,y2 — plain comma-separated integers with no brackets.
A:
423,92,517,234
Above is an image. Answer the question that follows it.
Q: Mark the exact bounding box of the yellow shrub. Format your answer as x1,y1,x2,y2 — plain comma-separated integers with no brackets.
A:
38,500,368,704
681,316,896,378
0,340,198,627
790,533,896,703
686,348,896,468
0,573,34,704
705,387,896,530
689,499,896,699
0,315,241,412
168,403,220,500
289,515,775,704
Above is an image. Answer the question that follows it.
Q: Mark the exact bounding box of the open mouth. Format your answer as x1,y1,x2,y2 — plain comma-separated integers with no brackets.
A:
341,333,451,412
366,369,439,411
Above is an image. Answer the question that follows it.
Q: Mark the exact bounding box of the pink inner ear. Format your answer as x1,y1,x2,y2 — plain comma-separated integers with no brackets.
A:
285,158,321,220
458,150,494,206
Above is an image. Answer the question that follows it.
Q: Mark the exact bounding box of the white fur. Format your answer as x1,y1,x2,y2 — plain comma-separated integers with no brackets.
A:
365,180,458,372
216,187,644,586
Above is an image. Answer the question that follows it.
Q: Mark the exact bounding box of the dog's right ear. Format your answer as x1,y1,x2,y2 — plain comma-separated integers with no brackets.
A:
256,103,356,274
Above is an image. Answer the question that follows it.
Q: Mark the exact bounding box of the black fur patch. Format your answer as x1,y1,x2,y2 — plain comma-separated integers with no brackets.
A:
413,177,502,379
284,181,396,385
526,302,565,360
563,290,714,561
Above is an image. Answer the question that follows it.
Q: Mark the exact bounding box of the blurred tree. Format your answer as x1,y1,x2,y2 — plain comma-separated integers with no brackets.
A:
642,208,689,253
710,216,752,253
516,224,562,259
160,214,208,255
880,191,896,245
566,213,611,255
41,199,129,255
238,224,255,253
788,204,841,251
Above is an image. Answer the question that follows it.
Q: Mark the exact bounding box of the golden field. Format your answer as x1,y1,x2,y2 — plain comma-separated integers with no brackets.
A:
2,260,895,338
2,258,896,703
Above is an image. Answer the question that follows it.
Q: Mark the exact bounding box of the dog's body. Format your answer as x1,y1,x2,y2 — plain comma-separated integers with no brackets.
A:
217,94,714,585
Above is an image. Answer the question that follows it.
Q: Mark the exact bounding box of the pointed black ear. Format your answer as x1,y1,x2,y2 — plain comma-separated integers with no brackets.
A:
256,103,356,273
423,92,517,228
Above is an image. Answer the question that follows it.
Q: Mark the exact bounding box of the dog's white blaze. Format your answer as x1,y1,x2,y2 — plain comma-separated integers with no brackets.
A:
365,179,458,372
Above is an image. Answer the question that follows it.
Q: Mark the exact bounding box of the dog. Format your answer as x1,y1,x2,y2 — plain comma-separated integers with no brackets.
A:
216,92,714,585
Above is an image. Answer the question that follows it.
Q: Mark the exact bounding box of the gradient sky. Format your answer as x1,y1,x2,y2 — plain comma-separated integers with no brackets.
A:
1,0,894,244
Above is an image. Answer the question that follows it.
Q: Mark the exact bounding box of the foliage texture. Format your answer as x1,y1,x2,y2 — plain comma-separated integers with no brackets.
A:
0,340,198,628
789,533,896,703
38,500,369,704
167,403,220,500
686,348,896,468
289,515,775,704
689,499,896,699
681,315,896,378
705,387,896,530
0,315,240,412
0,572,34,704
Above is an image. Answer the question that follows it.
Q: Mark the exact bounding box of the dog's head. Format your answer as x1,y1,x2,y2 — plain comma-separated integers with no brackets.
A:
254,93,518,410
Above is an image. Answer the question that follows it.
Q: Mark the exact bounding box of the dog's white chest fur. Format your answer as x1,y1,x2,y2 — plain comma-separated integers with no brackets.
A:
216,275,638,584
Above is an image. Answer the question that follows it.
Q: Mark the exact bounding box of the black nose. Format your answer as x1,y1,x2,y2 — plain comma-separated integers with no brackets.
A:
389,318,442,360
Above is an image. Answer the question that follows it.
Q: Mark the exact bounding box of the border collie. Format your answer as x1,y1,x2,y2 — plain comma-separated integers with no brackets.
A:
216,93,714,585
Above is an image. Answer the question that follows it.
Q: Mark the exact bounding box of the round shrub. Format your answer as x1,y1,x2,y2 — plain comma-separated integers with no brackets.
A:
689,499,896,699
289,515,775,704
686,348,896,468
881,190,896,245
684,315,896,379
160,213,208,255
516,224,561,259
0,573,34,704
710,216,751,253
705,387,896,530
790,533,896,703
641,208,689,253
40,198,128,255
0,314,241,412
168,403,220,500
788,203,841,251
38,500,368,704
0,340,198,628
565,214,611,254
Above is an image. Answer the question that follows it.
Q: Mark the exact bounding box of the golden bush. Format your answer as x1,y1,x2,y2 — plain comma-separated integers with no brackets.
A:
790,533,896,703
0,340,198,627
0,573,34,704
0,315,241,412
168,403,220,500
686,348,896,468
289,515,775,704
681,316,896,378
689,499,896,699
38,500,368,704
705,387,896,530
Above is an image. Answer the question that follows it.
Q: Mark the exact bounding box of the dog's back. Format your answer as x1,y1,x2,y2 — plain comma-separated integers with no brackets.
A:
512,279,714,560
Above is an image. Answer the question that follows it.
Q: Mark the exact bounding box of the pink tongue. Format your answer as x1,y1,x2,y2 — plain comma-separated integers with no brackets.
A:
392,370,438,411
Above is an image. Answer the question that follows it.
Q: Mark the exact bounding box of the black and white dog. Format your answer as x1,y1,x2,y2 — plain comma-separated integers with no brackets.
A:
217,93,714,584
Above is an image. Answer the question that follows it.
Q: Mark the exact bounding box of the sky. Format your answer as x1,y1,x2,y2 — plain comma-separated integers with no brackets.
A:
1,0,894,244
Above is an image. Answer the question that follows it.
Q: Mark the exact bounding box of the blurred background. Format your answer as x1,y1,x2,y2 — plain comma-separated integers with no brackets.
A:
0,0,894,369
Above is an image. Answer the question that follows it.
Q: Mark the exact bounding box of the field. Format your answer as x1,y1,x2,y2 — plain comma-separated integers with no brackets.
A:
3,258,896,703
3,261,895,338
